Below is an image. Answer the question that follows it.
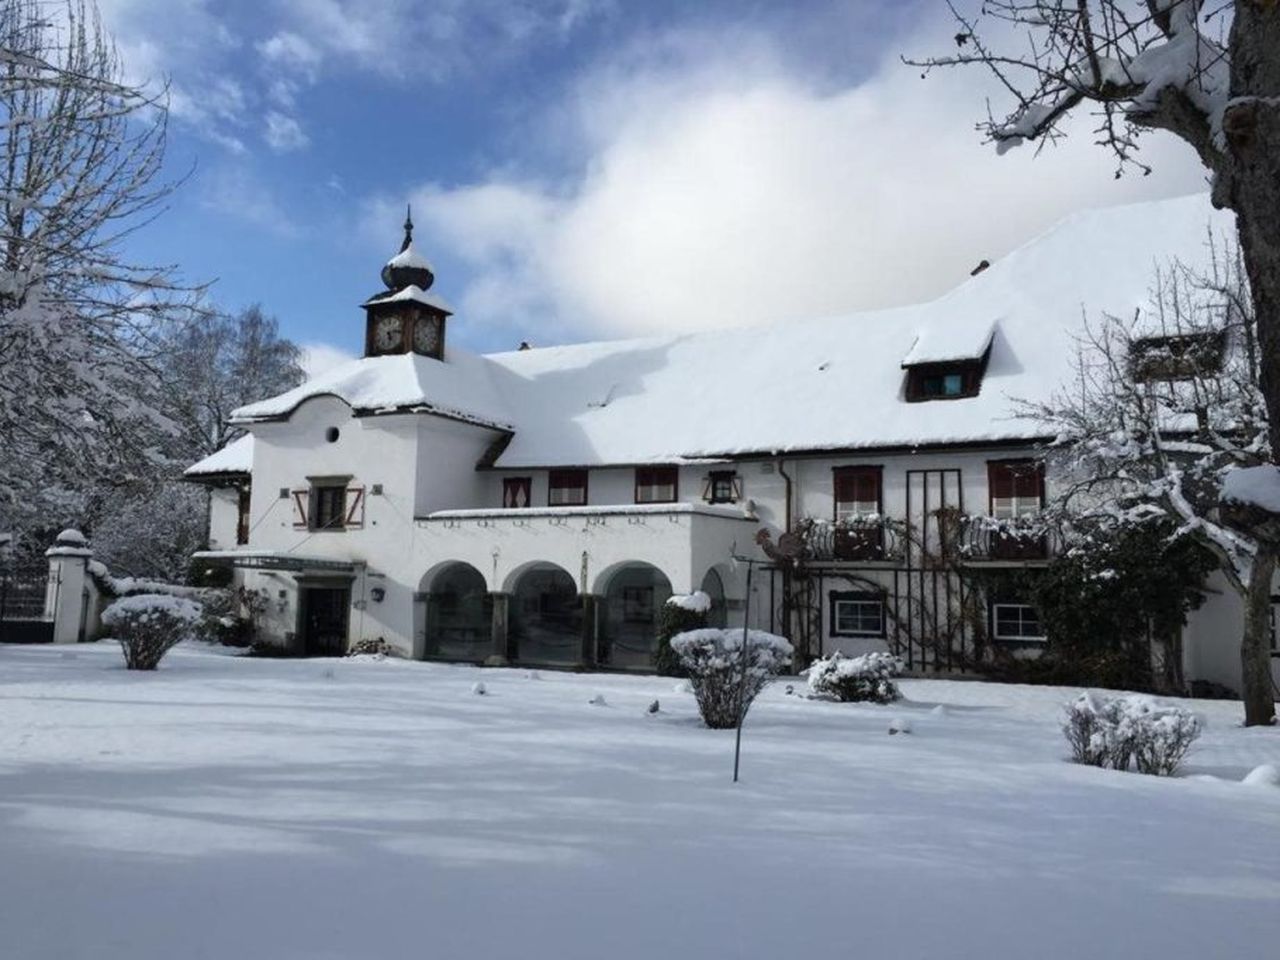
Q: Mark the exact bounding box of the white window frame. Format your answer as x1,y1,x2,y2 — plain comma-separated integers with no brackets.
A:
991,495,1041,520
992,603,1046,642
835,499,879,523
831,595,885,638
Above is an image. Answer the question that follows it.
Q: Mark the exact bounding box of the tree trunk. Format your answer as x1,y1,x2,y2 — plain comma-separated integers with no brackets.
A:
1240,547,1277,727
1227,5,1280,447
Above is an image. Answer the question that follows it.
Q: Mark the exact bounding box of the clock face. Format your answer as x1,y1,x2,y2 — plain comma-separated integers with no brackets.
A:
372,315,402,353
413,316,441,355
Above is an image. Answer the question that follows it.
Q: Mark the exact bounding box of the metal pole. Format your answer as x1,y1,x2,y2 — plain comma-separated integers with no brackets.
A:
732,558,754,783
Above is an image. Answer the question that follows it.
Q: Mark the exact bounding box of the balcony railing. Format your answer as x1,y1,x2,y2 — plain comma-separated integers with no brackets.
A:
958,516,1058,562
800,517,905,564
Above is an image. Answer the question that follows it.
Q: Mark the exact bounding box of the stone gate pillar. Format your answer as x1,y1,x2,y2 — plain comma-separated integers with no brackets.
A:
45,529,94,645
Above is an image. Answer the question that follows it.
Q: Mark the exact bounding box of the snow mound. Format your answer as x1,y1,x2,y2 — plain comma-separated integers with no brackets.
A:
666,590,711,613
471,682,487,696
588,693,608,707
1242,764,1280,787
889,717,913,735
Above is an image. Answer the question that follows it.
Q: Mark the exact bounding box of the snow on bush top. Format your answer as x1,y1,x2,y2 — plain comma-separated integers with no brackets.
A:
669,628,793,674
103,593,203,626
666,590,711,613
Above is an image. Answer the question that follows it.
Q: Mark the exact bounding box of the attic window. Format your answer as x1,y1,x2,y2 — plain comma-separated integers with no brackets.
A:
905,361,984,402
1129,332,1225,382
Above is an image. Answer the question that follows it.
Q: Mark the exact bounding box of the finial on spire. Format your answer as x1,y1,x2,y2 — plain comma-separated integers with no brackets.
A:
401,204,414,252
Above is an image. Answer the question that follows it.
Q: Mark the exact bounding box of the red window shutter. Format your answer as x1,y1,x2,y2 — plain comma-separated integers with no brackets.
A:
291,489,309,529
987,462,1015,501
834,466,882,512
345,486,366,528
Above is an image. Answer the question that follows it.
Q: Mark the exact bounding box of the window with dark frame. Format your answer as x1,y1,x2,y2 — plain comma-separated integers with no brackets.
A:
833,466,884,560
235,486,251,545
991,603,1046,642
548,468,588,506
503,476,532,509
829,591,886,638
707,470,739,504
635,466,678,504
310,483,347,531
904,359,986,402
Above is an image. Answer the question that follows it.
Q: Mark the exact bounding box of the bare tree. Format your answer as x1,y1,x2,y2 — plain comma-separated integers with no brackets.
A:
160,303,306,458
910,2,1280,475
0,0,202,542
1022,238,1276,724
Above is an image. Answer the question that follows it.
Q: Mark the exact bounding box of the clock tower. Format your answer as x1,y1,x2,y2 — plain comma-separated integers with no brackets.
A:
363,207,452,360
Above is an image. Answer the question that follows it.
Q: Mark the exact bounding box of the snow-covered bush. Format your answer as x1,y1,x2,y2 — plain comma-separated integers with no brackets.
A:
102,594,202,670
806,651,904,704
655,591,710,677
1062,692,1201,776
348,638,394,658
669,628,792,729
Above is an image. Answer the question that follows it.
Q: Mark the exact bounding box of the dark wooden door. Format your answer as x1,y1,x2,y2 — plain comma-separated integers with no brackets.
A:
301,587,349,656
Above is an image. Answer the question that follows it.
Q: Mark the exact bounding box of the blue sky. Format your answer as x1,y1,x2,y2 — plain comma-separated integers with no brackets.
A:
100,0,1208,371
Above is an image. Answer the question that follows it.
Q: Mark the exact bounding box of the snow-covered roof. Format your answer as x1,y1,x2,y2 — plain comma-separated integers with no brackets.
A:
362,284,453,314
900,318,997,366
387,242,433,274
482,193,1230,466
219,192,1232,471
229,350,512,431
184,435,254,477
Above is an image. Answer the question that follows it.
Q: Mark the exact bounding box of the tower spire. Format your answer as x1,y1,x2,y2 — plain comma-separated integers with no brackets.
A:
401,205,413,252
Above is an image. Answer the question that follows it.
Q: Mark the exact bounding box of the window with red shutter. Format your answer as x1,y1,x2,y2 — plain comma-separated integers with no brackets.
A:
987,460,1045,518
833,466,882,521
548,469,588,506
635,466,678,504
503,477,532,508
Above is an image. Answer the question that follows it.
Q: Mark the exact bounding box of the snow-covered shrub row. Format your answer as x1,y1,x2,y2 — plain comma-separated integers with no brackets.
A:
348,638,395,658
806,651,904,704
101,594,203,670
1063,692,1201,776
669,628,792,729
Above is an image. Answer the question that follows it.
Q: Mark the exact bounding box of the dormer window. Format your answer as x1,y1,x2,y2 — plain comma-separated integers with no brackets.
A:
1130,332,1225,382
905,361,984,402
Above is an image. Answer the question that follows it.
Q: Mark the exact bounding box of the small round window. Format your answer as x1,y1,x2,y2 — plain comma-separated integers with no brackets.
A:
325,427,340,443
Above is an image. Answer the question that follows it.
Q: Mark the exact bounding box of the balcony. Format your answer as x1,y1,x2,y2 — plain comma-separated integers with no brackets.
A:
958,516,1058,563
798,517,905,564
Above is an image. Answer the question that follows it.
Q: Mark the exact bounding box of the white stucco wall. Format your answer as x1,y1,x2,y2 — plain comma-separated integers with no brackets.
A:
206,487,241,552
1183,569,1280,695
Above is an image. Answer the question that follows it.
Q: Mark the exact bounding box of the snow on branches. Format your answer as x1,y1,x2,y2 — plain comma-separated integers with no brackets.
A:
909,2,1236,184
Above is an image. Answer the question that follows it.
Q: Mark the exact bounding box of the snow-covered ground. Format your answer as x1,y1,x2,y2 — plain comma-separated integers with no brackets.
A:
1,642,1277,960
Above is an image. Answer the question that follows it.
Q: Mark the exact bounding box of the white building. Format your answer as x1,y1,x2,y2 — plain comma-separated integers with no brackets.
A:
186,195,1278,693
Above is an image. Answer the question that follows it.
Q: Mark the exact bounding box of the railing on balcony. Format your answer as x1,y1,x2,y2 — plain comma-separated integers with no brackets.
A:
801,517,905,564
958,516,1059,562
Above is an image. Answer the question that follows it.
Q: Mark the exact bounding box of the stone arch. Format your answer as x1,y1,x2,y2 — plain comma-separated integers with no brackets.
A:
417,561,492,662
597,561,674,670
508,562,581,665
699,566,729,628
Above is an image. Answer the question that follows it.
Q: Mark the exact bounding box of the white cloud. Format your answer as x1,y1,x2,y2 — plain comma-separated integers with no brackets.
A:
300,342,356,378
263,111,309,152
200,165,298,237
377,17,1208,344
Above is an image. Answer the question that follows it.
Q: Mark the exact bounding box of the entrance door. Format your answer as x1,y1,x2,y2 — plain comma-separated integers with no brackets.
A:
300,586,350,656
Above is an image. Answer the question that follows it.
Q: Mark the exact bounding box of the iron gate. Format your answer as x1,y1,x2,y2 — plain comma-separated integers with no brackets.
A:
0,563,55,643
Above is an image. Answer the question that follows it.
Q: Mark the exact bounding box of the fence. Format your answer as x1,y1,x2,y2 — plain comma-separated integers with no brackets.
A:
0,562,55,643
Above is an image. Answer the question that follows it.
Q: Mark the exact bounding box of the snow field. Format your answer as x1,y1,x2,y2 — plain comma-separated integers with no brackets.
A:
0,641,1277,960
